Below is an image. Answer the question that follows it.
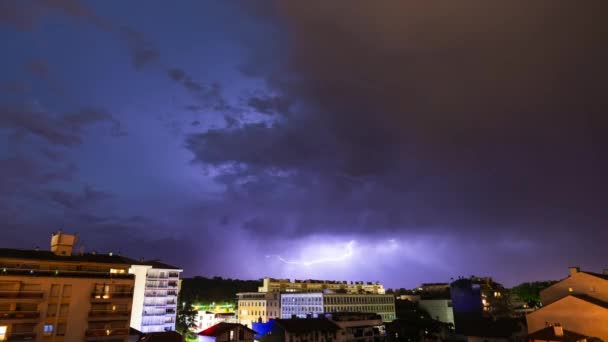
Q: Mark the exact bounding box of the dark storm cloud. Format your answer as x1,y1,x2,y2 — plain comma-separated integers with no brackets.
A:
0,105,124,145
119,26,161,69
24,59,50,79
247,95,291,115
47,185,111,210
185,1,608,239
0,1,41,30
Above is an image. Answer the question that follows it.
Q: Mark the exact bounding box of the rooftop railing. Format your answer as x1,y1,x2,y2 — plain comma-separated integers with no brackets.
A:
1,268,134,279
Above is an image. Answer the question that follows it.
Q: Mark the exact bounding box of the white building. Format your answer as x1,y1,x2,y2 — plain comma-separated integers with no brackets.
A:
418,298,455,327
196,311,237,331
129,261,182,333
281,292,396,322
259,278,386,294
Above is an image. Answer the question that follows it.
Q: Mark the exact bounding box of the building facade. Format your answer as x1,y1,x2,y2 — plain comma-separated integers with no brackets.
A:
280,293,396,322
0,231,134,342
259,278,385,295
196,311,237,331
129,263,182,333
418,299,455,327
236,292,280,327
197,322,255,342
527,267,608,341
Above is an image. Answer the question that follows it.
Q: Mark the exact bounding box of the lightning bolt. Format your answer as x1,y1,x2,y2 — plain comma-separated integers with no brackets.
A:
267,240,355,266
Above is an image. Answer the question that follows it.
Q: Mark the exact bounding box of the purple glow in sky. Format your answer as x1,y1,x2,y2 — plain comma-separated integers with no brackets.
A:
0,0,607,288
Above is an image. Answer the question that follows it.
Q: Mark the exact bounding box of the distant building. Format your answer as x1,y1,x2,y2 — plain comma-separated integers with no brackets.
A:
259,278,385,295
450,276,510,318
280,292,396,322
526,267,608,341
326,312,386,341
196,311,237,331
129,262,182,333
450,278,483,315
237,292,280,327
418,299,455,327
197,322,255,342
259,318,342,342
0,231,134,341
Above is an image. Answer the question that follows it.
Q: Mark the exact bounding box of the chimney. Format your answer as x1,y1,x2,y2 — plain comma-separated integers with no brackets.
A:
553,325,564,337
568,266,580,276
50,230,77,256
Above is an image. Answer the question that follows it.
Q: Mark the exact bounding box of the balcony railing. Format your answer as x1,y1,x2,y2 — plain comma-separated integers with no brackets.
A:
0,311,40,319
4,332,36,341
88,310,131,318
0,268,134,279
0,291,44,299
91,292,133,300
85,328,129,337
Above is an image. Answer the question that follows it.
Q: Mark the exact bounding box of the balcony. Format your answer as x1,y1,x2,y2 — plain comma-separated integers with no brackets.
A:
85,328,129,340
168,282,178,287
88,310,131,321
0,291,44,299
4,332,36,341
0,267,134,280
0,311,40,322
91,292,133,301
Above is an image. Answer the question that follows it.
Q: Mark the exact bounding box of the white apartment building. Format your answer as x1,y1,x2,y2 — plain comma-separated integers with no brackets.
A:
129,262,182,333
281,292,396,322
259,278,385,294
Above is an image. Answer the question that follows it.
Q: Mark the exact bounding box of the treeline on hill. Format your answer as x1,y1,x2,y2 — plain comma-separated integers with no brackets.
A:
510,281,557,306
179,276,261,305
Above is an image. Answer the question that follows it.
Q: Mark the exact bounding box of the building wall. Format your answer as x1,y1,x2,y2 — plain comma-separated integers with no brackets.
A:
526,296,608,340
540,272,608,305
138,267,181,332
0,274,133,342
237,293,279,327
259,278,385,295
280,293,324,319
324,294,396,322
129,265,151,332
418,299,454,326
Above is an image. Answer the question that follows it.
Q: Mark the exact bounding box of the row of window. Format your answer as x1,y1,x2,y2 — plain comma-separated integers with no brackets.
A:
238,300,278,307
325,296,393,304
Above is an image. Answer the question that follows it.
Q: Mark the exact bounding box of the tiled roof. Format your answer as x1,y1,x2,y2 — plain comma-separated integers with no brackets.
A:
528,326,588,342
581,271,608,281
199,323,256,336
138,331,183,342
570,294,608,309
275,318,341,333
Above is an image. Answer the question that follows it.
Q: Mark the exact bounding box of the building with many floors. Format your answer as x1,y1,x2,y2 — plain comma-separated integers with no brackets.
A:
0,231,135,342
526,266,608,340
259,278,385,295
280,292,396,322
236,292,281,327
129,262,182,333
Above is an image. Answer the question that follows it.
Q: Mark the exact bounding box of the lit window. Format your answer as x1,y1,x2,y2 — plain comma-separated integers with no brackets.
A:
44,324,54,336
568,287,573,292
110,269,125,274
0,326,6,341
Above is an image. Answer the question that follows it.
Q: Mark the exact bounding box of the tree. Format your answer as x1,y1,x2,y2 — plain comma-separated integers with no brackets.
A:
176,301,198,334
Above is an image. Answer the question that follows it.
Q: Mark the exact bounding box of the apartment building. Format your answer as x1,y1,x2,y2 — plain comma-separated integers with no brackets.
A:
236,292,280,328
259,278,385,295
129,262,182,333
0,231,135,342
280,293,396,322
526,267,608,340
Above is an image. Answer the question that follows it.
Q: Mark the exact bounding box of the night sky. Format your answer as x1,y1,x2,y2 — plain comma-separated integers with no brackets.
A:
1,0,607,288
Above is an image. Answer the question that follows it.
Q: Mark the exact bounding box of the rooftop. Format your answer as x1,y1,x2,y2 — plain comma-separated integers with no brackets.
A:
199,323,256,337
0,248,180,269
528,326,589,342
275,318,341,334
